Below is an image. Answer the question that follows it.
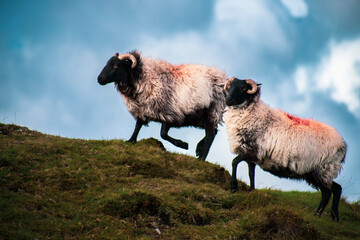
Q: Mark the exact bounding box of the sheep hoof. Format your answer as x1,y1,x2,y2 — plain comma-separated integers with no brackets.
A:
196,149,203,158
176,141,188,150
126,139,137,144
196,148,202,157
230,181,238,193
195,149,205,160
331,210,339,222
196,139,204,157
313,212,321,218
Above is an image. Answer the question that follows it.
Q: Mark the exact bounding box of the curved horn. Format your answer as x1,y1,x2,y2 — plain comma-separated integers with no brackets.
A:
118,53,137,68
224,77,237,91
246,79,258,94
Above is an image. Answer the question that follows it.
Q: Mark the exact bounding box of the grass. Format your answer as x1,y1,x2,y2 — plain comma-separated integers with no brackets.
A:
0,123,359,239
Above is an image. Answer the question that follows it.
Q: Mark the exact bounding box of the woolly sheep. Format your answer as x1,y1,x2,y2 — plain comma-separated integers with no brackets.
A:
97,51,227,160
223,77,347,222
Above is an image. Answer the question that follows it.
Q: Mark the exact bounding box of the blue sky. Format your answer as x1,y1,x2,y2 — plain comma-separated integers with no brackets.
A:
1,0,360,202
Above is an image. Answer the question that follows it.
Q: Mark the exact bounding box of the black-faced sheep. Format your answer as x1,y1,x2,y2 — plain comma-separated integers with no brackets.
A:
97,51,227,160
223,77,347,222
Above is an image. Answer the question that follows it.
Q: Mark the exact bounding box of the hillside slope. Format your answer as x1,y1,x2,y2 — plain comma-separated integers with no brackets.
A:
0,123,359,239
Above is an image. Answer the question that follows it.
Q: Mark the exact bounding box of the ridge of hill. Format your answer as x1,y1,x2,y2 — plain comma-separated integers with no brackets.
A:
0,123,359,239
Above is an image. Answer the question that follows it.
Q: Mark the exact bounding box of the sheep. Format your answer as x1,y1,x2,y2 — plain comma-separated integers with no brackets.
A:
223,77,347,222
97,51,227,160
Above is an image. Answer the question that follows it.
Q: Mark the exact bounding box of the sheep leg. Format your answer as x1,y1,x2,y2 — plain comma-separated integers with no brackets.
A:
195,138,205,157
247,161,256,191
314,186,332,218
331,181,342,222
197,128,217,160
160,123,189,150
231,155,244,193
127,119,146,143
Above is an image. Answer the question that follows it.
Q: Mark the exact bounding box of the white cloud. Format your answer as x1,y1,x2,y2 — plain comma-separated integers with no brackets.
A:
293,38,360,118
139,31,220,66
139,0,290,76
214,0,288,53
294,66,308,94
280,0,308,18
315,38,360,117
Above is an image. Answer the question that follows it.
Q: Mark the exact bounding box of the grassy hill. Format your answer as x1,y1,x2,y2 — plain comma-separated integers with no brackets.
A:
0,123,359,240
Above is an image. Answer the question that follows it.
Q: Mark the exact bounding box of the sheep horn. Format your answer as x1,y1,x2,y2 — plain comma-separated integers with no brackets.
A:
224,77,237,91
118,53,137,68
113,52,119,57
246,79,258,94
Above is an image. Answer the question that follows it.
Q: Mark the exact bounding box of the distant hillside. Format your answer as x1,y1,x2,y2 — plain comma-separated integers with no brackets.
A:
1,123,359,239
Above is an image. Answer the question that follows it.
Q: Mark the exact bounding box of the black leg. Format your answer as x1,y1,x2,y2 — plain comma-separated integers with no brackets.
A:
127,119,145,143
160,123,189,150
231,155,244,193
197,128,217,160
247,161,256,191
331,181,342,222
195,137,205,157
314,186,332,218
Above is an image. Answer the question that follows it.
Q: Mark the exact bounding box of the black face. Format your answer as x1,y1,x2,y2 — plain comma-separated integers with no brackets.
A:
225,79,252,106
97,56,132,86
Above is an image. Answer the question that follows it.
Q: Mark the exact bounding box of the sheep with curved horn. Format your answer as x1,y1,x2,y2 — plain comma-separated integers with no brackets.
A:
97,50,227,160
223,77,346,222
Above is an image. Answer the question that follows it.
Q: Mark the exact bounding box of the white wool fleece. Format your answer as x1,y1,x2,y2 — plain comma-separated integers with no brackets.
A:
123,56,227,126
224,98,346,188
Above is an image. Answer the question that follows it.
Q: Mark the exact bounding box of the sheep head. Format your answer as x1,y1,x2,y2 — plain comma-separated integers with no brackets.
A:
98,51,140,96
225,77,261,107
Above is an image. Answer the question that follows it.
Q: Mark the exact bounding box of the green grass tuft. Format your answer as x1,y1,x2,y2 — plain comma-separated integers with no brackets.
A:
0,123,359,239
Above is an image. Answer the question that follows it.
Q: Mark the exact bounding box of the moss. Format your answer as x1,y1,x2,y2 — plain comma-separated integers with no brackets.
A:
0,123,34,136
136,137,166,150
259,207,320,240
195,164,231,189
101,191,162,218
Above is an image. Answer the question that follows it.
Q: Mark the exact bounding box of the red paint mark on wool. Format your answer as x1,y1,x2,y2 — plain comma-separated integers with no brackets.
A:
171,65,185,77
279,110,329,134
283,112,311,126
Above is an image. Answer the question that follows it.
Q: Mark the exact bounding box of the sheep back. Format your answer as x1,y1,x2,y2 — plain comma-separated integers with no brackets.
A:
122,56,227,127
